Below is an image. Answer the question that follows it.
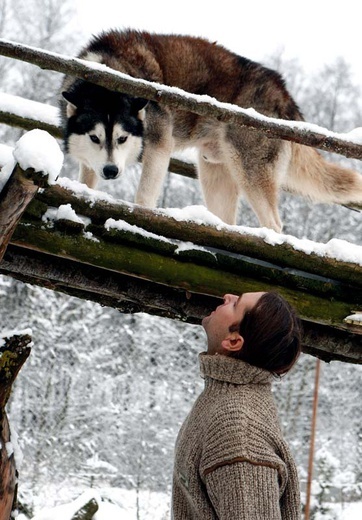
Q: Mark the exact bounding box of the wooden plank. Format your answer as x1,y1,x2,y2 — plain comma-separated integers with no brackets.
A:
1,245,361,364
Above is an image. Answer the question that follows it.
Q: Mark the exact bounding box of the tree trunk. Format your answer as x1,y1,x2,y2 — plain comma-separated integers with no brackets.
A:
0,332,32,520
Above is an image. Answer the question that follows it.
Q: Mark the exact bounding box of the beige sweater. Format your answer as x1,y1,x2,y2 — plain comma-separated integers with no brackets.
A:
172,354,301,519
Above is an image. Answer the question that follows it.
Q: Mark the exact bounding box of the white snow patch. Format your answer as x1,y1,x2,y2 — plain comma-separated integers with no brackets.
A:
85,453,118,474
31,490,99,520
344,312,362,324
42,204,89,226
31,487,169,520
105,217,217,257
159,205,224,227
0,143,14,166
0,91,59,126
9,425,23,468
5,442,13,458
175,241,216,257
105,217,170,243
0,328,32,341
56,176,122,206
13,130,63,183
0,158,16,193
159,205,362,266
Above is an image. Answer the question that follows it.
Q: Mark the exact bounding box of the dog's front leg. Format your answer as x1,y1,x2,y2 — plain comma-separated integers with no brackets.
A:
79,164,98,189
135,108,174,208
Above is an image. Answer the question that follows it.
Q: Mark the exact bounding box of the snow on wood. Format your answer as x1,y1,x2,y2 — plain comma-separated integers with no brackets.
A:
1,39,362,161
13,129,63,184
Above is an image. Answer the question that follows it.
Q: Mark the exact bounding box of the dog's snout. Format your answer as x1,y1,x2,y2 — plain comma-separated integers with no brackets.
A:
103,164,119,179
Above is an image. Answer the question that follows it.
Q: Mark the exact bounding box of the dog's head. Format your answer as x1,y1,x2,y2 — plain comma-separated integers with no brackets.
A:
61,81,148,181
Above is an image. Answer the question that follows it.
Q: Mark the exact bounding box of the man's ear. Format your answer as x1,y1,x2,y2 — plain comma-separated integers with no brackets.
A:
221,331,244,353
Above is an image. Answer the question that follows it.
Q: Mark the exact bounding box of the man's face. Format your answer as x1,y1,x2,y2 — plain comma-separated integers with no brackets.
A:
202,292,266,355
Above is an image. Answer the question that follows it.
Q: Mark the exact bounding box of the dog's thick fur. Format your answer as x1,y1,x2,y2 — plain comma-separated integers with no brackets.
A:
60,29,362,231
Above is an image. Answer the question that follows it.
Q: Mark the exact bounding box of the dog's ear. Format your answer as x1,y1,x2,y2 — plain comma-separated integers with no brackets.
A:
62,91,78,118
131,97,149,119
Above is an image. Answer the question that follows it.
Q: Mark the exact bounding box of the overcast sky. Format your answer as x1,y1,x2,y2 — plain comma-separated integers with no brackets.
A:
75,0,362,84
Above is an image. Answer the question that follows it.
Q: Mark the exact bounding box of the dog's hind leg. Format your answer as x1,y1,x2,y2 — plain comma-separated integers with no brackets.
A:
225,134,288,232
242,177,283,232
198,157,240,225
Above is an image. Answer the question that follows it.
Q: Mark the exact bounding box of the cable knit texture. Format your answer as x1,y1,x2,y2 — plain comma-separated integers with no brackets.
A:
172,353,301,519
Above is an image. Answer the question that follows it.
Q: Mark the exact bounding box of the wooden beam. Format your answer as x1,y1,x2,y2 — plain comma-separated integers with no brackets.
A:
0,165,46,262
1,164,361,362
1,39,362,162
1,245,361,364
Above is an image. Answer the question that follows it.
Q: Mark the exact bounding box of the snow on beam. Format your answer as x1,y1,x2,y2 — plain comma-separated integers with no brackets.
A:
1,38,362,161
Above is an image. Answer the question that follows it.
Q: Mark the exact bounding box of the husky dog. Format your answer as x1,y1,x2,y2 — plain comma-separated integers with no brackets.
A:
60,29,362,232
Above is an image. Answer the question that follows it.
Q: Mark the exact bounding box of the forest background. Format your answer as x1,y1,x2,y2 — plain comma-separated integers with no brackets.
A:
0,0,362,518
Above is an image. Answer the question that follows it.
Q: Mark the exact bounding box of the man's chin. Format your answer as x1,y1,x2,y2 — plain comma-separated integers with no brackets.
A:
201,316,209,329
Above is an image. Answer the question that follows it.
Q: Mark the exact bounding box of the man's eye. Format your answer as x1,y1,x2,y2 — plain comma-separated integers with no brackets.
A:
117,136,128,144
90,135,100,144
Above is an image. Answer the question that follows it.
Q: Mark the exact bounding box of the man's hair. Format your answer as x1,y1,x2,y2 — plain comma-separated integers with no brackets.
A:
230,292,302,375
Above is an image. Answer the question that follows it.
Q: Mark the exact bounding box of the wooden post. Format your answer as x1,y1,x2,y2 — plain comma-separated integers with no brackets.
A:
0,332,32,520
304,358,321,520
0,164,48,262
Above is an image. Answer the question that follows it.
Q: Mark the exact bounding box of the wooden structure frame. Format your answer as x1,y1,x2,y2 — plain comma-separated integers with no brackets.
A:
0,39,361,365
0,36,362,520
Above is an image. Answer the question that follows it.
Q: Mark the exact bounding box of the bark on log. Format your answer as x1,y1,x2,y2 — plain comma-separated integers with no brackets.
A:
1,39,362,163
0,332,32,520
10,211,361,327
0,110,62,140
0,165,48,262
32,183,362,289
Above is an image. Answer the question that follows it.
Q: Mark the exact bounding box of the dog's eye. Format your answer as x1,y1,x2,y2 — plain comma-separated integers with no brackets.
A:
90,135,100,144
117,136,128,144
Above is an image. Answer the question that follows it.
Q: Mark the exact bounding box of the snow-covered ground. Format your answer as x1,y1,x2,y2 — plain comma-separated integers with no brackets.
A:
15,484,362,520
338,502,362,520
18,486,170,520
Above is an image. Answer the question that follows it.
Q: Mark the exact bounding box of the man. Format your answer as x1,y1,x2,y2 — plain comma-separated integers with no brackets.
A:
172,292,302,519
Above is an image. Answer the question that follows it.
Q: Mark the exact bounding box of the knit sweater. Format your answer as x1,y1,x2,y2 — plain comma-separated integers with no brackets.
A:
172,353,301,519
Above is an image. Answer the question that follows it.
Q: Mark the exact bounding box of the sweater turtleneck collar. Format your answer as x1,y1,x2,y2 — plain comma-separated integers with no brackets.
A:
199,352,274,385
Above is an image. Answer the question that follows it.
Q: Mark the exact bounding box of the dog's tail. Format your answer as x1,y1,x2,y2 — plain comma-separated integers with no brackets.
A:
286,143,362,207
